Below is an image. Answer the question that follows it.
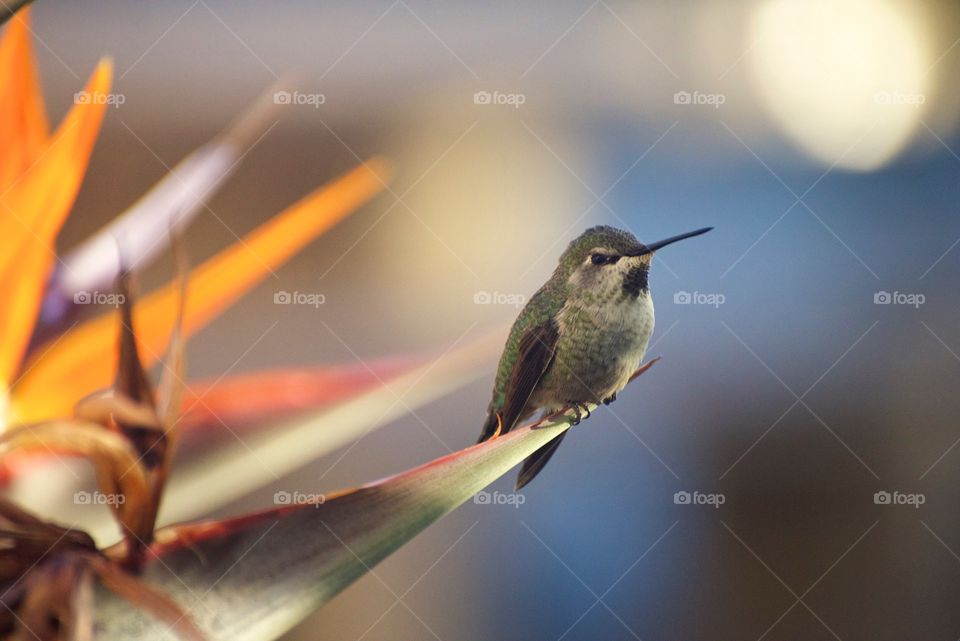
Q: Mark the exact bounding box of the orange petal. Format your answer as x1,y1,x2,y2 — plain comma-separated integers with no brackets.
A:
13,159,391,422
0,8,50,190
0,59,112,386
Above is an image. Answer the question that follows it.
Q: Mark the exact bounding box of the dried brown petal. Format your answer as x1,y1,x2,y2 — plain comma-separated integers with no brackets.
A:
0,421,151,537
11,554,92,641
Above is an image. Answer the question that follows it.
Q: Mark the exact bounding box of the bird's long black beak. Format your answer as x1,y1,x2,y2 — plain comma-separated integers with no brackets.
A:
628,226,713,256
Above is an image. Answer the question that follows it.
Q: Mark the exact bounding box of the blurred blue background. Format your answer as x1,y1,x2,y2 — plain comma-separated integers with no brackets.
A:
21,0,960,639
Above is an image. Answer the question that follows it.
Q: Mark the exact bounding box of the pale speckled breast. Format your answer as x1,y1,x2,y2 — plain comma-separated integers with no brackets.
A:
533,293,654,408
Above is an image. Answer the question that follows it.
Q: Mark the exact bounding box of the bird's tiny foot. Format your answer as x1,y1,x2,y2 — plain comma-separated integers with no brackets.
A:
566,401,592,425
602,392,617,406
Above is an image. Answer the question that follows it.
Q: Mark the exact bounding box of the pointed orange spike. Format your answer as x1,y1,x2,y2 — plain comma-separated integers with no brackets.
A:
13,160,391,422
0,59,112,386
0,8,50,190
628,356,660,383
491,412,503,439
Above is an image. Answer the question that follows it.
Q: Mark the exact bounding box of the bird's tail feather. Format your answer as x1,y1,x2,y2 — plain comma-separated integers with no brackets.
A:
515,430,568,490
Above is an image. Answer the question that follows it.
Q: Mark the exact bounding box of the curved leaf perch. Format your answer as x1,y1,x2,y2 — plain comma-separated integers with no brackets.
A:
95,359,658,641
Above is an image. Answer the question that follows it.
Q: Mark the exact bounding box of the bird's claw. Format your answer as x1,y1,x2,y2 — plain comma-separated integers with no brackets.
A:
566,401,591,425
602,392,617,406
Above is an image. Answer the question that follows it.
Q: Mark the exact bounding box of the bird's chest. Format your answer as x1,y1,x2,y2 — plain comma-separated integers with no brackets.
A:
546,295,654,402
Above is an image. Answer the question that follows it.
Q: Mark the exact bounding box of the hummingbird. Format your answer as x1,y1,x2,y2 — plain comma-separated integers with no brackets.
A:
477,225,712,489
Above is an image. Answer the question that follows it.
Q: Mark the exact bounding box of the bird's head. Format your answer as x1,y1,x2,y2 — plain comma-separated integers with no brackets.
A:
555,225,712,301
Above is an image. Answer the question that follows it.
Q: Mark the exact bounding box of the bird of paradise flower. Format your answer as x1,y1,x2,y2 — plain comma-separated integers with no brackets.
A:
0,19,392,427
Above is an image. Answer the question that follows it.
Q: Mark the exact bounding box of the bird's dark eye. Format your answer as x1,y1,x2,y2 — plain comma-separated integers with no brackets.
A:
590,253,619,265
